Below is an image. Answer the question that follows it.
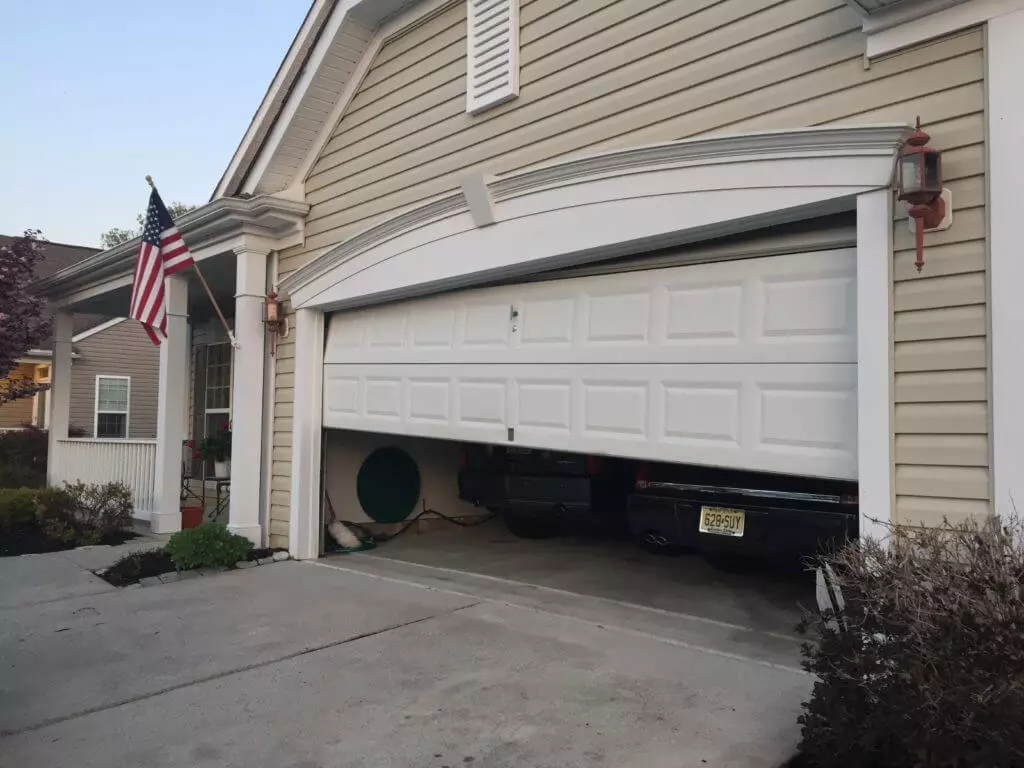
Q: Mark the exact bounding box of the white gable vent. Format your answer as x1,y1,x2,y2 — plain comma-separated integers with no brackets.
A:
466,0,519,114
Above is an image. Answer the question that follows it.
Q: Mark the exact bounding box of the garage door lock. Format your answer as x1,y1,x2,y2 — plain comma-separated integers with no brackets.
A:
508,427,515,442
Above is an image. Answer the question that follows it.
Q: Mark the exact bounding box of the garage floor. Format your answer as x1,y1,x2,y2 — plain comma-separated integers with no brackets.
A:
327,518,811,655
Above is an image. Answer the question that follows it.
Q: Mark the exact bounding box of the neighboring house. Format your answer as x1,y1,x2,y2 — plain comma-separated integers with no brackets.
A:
0,237,159,438
32,0,1024,561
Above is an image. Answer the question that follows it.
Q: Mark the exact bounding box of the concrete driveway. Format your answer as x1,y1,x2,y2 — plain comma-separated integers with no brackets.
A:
0,536,811,768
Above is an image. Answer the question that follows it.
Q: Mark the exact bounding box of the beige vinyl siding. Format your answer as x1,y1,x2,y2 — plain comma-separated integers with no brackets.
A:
266,0,987,545
69,321,160,439
0,363,38,429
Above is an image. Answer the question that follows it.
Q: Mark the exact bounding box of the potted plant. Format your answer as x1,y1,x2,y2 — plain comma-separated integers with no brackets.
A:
197,422,232,478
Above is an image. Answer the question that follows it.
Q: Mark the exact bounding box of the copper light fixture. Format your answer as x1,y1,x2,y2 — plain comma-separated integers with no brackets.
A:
897,118,946,272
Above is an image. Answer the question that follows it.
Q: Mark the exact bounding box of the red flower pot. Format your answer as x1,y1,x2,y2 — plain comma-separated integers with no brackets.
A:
181,506,203,529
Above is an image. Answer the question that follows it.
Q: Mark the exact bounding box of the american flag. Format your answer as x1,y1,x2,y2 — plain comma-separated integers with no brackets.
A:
129,189,193,345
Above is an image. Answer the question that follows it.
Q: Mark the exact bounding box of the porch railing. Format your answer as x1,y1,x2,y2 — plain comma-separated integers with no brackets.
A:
50,439,158,520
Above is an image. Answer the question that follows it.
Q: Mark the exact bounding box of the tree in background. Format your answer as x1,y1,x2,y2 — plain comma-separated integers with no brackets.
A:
99,202,197,248
0,231,50,406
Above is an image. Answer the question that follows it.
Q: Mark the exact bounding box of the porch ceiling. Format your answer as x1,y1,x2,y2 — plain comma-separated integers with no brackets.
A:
47,250,238,324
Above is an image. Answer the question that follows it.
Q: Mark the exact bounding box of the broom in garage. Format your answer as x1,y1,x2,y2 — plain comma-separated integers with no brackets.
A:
324,493,363,550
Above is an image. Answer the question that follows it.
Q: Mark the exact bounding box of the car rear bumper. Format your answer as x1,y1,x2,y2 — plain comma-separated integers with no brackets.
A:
628,495,857,559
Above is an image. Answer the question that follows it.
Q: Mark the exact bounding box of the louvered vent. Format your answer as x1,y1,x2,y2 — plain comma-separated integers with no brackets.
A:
466,0,519,114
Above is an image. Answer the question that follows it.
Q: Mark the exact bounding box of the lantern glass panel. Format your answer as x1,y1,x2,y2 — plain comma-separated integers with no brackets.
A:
924,153,941,192
901,155,922,194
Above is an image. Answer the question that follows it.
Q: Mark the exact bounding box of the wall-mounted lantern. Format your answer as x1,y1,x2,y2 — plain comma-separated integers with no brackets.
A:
897,118,952,272
264,291,289,356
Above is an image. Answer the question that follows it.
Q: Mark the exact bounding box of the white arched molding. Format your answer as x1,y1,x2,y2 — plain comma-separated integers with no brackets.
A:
282,125,910,311
282,125,909,558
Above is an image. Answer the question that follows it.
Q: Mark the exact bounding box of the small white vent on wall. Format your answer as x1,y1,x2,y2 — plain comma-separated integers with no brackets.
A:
466,0,519,114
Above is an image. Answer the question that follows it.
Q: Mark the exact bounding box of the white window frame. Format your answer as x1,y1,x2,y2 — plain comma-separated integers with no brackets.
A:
204,341,234,418
203,342,234,482
94,375,131,439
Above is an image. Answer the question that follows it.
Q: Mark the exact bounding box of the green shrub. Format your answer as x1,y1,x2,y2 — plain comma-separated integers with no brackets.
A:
165,523,253,570
36,482,134,545
0,427,48,488
0,488,39,534
798,516,1024,768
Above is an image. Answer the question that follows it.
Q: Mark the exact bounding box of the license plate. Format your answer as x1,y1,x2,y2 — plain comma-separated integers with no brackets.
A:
699,506,745,537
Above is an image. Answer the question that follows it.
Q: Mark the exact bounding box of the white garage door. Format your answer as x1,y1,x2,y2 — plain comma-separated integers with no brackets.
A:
323,249,857,479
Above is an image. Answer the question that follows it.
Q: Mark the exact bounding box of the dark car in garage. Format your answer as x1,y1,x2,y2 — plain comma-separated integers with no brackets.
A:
458,444,637,538
627,463,859,564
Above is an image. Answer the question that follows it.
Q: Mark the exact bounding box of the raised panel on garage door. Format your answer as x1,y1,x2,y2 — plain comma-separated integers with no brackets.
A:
322,249,858,480
323,250,856,366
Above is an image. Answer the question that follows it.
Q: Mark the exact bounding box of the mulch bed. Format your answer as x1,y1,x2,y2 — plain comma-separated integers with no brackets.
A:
100,549,176,587
98,546,286,587
0,525,139,557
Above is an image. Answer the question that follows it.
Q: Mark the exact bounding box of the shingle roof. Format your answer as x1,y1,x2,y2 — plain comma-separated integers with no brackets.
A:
0,235,107,340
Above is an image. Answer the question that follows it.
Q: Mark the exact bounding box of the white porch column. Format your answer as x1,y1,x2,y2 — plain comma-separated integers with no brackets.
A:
152,274,189,534
46,310,73,485
227,246,269,545
289,308,324,560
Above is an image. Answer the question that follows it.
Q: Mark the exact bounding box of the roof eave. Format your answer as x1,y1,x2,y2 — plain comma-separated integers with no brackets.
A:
211,0,337,201
33,196,309,299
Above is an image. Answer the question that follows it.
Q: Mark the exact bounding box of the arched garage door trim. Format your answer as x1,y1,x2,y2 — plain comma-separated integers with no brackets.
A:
282,125,909,559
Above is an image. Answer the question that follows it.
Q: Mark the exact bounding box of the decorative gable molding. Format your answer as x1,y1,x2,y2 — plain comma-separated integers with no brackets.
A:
466,0,519,114
280,125,911,311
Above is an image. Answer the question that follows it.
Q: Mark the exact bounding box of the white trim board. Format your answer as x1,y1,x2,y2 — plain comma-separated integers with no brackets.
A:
856,190,895,542
988,8,1024,519
863,0,1024,58
277,0,458,194
224,0,441,198
213,0,335,199
281,125,911,312
73,317,127,343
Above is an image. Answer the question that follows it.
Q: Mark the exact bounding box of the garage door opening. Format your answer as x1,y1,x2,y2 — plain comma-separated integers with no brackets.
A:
320,429,839,637
319,234,863,575
323,430,857,559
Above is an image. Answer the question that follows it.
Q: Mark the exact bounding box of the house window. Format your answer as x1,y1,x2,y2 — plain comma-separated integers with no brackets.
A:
203,343,232,478
95,376,130,438
205,343,232,411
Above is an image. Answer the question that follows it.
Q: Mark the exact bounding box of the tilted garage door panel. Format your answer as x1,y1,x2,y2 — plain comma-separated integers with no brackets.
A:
324,250,857,366
323,249,857,479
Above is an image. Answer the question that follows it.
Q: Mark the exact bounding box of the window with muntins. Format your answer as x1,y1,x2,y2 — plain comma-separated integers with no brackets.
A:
205,343,232,411
95,376,129,438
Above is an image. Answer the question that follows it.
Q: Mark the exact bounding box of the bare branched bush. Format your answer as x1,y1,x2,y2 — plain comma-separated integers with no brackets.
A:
798,516,1024,768
36,482,133,545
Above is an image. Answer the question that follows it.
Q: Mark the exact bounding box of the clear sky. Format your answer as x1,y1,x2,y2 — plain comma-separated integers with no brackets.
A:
0,1,310,247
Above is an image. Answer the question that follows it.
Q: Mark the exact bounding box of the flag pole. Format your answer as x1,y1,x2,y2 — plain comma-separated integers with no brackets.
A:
146,176,239,348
